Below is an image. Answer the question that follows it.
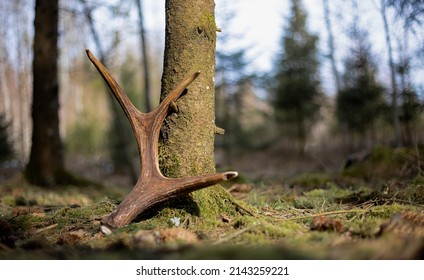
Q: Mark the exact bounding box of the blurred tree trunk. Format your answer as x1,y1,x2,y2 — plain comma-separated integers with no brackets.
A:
323,0,340,93
25,0,64,186
380,0,402,147
135,0,152,112
0,42,11,122
81,0,138,183
159,0,233,217
14,0,30,165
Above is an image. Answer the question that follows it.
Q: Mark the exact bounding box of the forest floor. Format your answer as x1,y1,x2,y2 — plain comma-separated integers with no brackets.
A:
0,146,423,259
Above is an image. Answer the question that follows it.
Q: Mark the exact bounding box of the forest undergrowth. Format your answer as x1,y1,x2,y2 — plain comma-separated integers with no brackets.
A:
0,146,423,259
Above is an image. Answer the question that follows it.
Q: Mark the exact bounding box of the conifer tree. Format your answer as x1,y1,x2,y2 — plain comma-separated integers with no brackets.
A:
336,26,386,143
273,0,320,145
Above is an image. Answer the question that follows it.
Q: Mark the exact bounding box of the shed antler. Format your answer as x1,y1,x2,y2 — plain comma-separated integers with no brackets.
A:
86,50,238,229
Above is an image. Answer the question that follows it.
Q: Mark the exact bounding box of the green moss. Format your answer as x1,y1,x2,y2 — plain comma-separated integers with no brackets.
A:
13,214,47,231
343,146,424,181
288,172,332,187
305,185,352,199
367,204,408,219
50,201,116,226
158,142,181,179
197,13,217,42
192,186,237,221
401,178,424,204
293,197,315,209
230,215,304,243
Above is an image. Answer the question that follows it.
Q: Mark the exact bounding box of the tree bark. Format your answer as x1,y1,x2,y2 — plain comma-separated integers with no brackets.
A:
25,0,64,186
159,0,234,217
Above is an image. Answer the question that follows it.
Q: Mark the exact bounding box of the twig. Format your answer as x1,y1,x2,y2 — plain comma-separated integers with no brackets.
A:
232,201,258,217
213,224,258,245
281,209,369,221
382,198,424,208
33,223,58,234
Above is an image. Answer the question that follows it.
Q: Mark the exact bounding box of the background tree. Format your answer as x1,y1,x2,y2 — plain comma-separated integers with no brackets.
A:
159,0,235,217
397,32,422,145
0,114,14,162
272,0,321,147
215,6,253,164
80,0,138,183
322,0,341,94
25,0,64,186
380,0,402,146
387,0,424,28
386,0,423,145
336,25,386,147
0,0,32,165
135,0,153,112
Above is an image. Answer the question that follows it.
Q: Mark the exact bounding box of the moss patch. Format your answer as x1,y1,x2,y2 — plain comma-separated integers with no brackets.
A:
343,146,424,181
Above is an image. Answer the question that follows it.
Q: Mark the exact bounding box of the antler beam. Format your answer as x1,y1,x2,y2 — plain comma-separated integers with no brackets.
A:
86,50,238,229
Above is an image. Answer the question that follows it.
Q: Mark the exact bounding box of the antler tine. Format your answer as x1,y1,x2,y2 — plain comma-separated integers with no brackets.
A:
86,49,141,121
173,171,239,193
154,70,200,119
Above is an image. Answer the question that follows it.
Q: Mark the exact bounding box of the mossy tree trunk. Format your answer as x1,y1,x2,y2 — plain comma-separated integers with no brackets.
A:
159,0,234,219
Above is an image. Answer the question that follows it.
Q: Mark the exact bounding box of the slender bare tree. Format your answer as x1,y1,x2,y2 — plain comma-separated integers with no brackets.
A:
135,0,153,112
380,0,402,147
323,0,341,93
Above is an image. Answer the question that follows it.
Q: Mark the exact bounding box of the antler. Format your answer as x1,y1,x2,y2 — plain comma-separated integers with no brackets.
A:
86,50,238,229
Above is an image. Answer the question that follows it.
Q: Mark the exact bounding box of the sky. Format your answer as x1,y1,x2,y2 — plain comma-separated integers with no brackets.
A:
124,0,423,96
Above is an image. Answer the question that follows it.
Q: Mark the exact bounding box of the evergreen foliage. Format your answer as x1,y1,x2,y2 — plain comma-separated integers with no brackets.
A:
273,0,321,142
336,26,386,136
215,13,251,152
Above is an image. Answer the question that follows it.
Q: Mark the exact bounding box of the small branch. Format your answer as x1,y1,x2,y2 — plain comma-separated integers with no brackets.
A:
231,200,258,217
282,209,369,221
214,126,225,135
213,224,258,245
382,198,424,208
155,71,201,118
33,223,58,234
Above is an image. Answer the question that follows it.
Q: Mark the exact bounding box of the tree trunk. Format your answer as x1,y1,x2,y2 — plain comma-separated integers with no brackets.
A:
135,0,153,112
323,0,341,93
380,0,402,147
25,0,64,186
159,0,233,218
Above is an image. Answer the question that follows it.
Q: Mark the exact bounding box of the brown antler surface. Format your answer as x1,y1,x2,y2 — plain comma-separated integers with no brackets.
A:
86,49,238,229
